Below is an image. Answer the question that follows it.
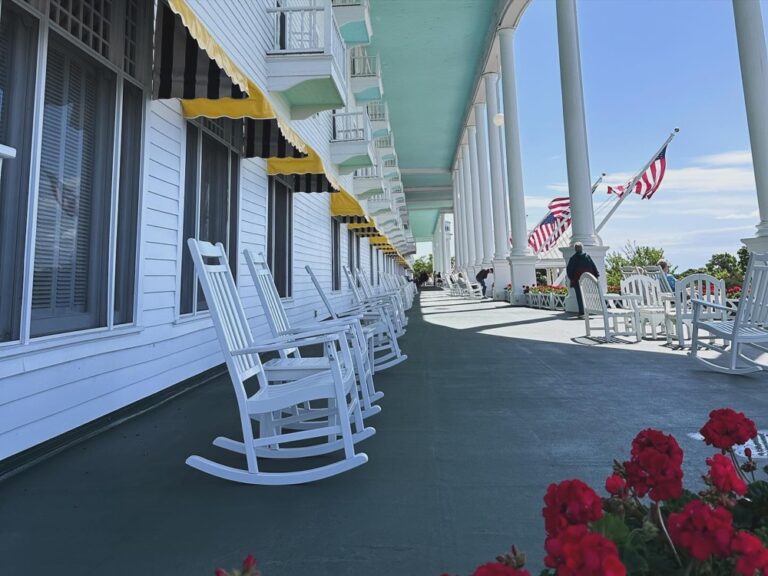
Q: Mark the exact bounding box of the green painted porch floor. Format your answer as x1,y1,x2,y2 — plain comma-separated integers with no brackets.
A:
2,290,767,575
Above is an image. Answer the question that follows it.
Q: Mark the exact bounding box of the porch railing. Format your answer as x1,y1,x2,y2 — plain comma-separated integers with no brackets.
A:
351,54,378,77
267,1,347,79
331,109,371,142
366,101,387,122
383,157,397,168
332,0,366,6
354,164,381,178
374,134,392,149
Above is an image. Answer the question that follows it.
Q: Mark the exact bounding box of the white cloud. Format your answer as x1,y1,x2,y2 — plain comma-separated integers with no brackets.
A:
695,150,753,166
546,182,569,193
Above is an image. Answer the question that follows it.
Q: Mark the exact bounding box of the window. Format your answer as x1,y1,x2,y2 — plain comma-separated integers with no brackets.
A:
267,176,293,298
369,244,374,285
180,120,241,315
331,218,341,291
1,0,149,343
346,228,355,275
376,248,381,285
0,4,37,342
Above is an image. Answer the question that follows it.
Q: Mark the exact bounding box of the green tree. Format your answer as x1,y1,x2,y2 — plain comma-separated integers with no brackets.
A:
737,245,750,277
412,254,433,278
706,252,739,281
605,242,670,288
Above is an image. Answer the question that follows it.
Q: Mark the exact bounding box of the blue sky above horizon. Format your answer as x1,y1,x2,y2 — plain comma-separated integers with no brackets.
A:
418,0,766,270
516,0,762,270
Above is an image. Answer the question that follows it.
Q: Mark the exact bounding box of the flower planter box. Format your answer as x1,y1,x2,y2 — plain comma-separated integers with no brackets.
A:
525,292,566,310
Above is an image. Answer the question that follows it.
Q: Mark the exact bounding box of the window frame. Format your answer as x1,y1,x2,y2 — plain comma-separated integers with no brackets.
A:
178,118,241,318
331,217,341,292
267,175,293,299
0,0,150,351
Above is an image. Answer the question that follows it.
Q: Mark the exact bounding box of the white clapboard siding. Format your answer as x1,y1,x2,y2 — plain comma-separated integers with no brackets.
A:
0,2,401,461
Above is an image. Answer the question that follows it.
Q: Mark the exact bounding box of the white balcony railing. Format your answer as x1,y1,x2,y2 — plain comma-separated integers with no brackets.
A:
332,0,366,6
368,100,389,122
331,109,371,142
351,54,378,78
383,157,397,168
374,134,392,149
366,101,387,122
354,164,381,178
268,1,347,79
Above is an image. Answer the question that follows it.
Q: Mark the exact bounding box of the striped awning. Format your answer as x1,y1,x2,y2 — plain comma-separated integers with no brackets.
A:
154,0,340,192
153,3,248,103
336,216,369,224
331,190,366,217
244,119,306,160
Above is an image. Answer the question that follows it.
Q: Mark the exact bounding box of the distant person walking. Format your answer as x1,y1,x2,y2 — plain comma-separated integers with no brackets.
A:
566,242,599,317
475,267,493,298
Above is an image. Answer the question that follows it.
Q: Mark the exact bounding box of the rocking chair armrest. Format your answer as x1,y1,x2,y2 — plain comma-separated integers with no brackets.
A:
691,299,731,312
233,332,341,355
283,317,362,334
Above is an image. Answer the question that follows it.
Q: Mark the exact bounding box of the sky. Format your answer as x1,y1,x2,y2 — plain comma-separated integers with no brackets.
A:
418,0,765,270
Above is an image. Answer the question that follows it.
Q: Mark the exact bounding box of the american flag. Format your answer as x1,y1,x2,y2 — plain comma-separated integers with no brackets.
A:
607,144,668,199
528,197,571,253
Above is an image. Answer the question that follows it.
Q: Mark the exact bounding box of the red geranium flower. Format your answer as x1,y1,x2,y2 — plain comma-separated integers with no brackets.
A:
542,479,603,536
472,562,530,576
668,501,735,561
700,409,757,450
624,429,684,502
707,453,747,496
544,525,626,576
731,531,768,576
605,474,626,497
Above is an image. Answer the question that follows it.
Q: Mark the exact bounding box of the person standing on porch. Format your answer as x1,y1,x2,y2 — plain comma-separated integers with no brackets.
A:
566,242,598,317
475,267,493,298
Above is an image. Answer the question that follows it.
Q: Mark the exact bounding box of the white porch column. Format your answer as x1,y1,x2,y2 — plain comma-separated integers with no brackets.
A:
556,0,598,248
450,171,459,268
443,217,453,272
733,0,768,251
457,164,470,268
499,28,536,304
484,72,512,299
556,0,607,310
461,144,477,273
474,102,495,268
468,126,485,267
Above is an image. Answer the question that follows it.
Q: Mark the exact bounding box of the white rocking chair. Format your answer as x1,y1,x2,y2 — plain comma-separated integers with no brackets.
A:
621,274,666,339
185,239,372,485
243,250,382,419
690,252,768,374
665,274,726,348
580,273,641,342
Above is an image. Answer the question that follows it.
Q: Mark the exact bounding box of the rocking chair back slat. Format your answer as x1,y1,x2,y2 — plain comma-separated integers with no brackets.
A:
244,250,298,356
621,275,663,308
187,239,262,385
343,265,365,303
580,274,604,314
738,255,768,328
306,265,339,319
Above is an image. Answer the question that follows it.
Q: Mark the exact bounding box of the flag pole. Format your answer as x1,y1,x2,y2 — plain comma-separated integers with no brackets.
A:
595,128,680,234
537,173,606,255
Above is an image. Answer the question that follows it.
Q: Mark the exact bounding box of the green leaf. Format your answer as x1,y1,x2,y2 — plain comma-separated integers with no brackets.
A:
592,513,631,546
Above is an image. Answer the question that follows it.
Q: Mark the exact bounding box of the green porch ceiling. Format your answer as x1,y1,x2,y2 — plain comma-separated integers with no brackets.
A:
368,0,504,233
408,209,441,241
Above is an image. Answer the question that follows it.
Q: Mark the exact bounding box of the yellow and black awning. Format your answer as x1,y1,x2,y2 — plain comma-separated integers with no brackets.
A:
331,190,367,220
152,0,340,193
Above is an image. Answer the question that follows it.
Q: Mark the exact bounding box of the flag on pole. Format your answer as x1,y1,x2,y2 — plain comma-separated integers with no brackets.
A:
528,197,571,253
607,145,668,199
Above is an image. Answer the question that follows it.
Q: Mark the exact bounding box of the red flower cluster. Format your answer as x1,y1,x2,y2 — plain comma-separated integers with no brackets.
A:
624,429,684,502
668,501,734,561
604,474,626,497
542,479,603,536
544,525,626,576
700,408,757,450
731,531,768,576
707,453,747,496
472,563,530,576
